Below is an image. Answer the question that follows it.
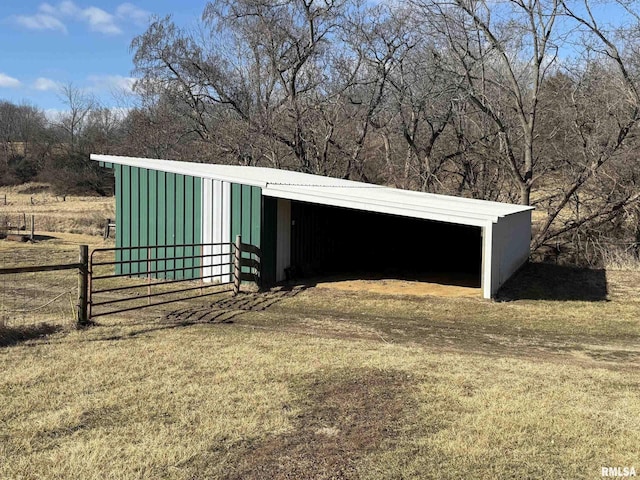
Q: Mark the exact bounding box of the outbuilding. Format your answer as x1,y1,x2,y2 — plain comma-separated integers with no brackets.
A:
92,154,533,299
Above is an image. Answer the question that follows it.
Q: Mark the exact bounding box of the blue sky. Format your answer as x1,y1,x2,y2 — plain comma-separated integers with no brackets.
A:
0,1,205,113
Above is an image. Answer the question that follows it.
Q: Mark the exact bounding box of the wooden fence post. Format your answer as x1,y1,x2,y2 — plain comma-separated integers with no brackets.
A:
233,234,241,296
104,218,111,239
30,215,34,241
77,245,89,326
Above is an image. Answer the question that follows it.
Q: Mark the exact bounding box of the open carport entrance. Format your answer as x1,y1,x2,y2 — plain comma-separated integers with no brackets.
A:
269,199,482,290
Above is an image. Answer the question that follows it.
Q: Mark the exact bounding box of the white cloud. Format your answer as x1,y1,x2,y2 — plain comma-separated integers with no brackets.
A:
87,75,136,93
116,3,150,27
13,12,67,33
33,77,61,91
79,6,121,34
11,1,149,35
58,1,80,16
0,73,22,88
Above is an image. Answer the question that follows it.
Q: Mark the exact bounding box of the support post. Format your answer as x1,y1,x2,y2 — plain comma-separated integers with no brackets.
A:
233,234,241,296
104,218,111,240
30,215,34,241
77,245,89,326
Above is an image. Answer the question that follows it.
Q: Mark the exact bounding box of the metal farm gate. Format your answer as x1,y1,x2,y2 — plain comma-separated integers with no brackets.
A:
88,235,260,319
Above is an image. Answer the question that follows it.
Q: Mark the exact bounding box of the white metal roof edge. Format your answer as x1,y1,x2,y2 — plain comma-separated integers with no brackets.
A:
92,154,532,225
262,188,494,227
92,154,379,189
269,184,524,218
379,186,535,215
263,185,501,225
91,154,268,188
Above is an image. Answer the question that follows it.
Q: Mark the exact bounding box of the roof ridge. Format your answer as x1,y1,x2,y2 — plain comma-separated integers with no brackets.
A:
266,182,382,188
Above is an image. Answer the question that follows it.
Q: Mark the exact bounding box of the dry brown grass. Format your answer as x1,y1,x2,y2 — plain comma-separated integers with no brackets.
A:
0,232,113,330
1,212,640,478
0,246,640,479
0,183,114,236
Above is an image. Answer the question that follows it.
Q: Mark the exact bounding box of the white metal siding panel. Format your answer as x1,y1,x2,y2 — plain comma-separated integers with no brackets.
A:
498,210,532,284
489,211,532,296
202,179,232,283
482,224,493,299
276,199,291,282
221,181,231,282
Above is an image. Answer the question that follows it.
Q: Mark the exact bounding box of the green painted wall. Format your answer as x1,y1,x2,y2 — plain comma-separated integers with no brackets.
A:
230,184,262,278
107,163,263,284
114,165,202,279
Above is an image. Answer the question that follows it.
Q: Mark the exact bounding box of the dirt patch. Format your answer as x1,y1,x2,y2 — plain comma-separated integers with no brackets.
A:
315,278,480,298
190,369,412,480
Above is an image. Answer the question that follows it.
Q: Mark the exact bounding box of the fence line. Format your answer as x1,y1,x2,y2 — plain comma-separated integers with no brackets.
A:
0,245,89,326
88,235,260,320
0,235,262,326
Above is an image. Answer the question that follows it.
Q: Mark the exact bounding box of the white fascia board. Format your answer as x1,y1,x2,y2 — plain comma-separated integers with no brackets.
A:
383,187,534,216
91,154,268,188
265,184,501,224
357,189,529,218
263,187,493,227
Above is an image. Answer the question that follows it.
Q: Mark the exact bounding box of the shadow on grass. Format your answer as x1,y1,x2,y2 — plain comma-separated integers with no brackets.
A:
497,262,608,302
94,285,312,342
163,285,312,325
30,234,57,242
0,323,62,347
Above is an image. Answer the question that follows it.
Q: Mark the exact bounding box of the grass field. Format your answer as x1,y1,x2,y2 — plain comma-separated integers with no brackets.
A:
2,256,639,479
1,197,640,478
0,183,114,236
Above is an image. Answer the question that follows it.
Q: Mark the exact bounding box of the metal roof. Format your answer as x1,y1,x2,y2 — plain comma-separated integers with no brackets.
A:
91,154,533,227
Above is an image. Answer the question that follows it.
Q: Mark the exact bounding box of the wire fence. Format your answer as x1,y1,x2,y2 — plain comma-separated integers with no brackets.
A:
0,247,79,329
0,212,34,237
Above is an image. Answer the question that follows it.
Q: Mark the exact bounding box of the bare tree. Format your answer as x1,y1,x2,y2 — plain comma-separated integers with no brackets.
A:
530,0,640,251
55,83,96,154
414,0,561,205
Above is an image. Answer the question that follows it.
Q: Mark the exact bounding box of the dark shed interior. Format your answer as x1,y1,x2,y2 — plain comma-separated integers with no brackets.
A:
287,200,482,287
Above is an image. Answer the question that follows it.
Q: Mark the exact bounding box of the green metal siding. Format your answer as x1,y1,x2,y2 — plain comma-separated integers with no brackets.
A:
115,163,123,270
120,165,131,274
165,172,176,277
130,166,139,273
157,171,166,277
148,170,158,275
231,184,262,276
175,174,185,277
113,166,202,279
231,184,262,246
107,163,263,283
